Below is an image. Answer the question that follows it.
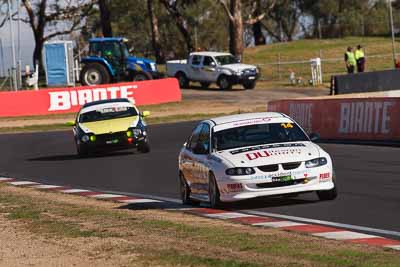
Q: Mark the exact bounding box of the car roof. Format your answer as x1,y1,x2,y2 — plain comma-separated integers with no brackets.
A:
209,112,286,125
82,98,132,109
190,51,232,57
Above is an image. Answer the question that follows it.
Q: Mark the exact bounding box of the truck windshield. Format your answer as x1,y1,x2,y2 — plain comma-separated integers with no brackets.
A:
215,55,238,65
79,107,138,123
213,123,309,151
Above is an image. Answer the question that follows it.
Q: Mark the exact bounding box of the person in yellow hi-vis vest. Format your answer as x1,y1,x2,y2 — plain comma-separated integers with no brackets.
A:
344,47,356,74
355,45,365,73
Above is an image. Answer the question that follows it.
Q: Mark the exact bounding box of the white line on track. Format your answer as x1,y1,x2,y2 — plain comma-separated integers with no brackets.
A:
241,210,400,238
8,181,39,186
313,231,378,240
386,245,400,250
60,189,91,194
31,185,63,189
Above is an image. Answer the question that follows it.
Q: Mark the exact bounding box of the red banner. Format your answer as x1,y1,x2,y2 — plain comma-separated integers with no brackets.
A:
0,78,181,117
268,97,400,141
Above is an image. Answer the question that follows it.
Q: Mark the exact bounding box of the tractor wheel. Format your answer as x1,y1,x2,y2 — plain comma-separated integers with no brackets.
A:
80,63,110,86
133,72,152,81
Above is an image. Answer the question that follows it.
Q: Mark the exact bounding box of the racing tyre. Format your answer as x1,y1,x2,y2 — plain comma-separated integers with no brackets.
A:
200,82,210,89
179,173,200,206
317,176,338,201
176,72,189,88
217,75,232,90
208,173,222,208
243,81,256,90
133,72,152,81
80,63,110,86
138,141,150,153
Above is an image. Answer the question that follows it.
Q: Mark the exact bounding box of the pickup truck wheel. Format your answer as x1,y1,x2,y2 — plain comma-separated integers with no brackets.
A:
243,81,256,90
176,72,189,88
133,72,152,81
200,82,210,88
217,75,232,90
80,63,110,86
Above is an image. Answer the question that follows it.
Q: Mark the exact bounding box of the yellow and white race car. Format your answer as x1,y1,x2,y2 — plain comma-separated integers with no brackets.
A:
69,98,150,156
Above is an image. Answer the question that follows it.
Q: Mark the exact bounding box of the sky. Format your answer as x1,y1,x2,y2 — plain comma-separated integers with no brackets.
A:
0,2,34,77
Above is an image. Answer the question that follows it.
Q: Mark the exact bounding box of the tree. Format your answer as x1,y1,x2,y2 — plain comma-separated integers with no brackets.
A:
159,0,195,53
98,0,112,37
244,0,276,45
21,0,94,70
147,0,163,63
218,0,244,57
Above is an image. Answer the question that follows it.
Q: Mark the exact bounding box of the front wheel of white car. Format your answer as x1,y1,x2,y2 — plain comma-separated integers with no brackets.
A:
317,175,338,201
208,173,222,208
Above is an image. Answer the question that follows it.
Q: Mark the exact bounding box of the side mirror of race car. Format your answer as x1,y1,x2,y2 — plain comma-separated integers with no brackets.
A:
309,133,320,142
193,143,208,155
141,111,151,117
66,121,76,126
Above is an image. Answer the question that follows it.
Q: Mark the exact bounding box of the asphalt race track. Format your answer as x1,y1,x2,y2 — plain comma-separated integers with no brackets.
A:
0,121,399,238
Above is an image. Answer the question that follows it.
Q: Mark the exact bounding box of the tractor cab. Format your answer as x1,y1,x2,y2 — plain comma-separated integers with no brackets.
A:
80,37,162,86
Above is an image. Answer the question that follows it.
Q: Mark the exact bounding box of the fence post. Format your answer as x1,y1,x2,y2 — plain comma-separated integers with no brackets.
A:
278,53,281,80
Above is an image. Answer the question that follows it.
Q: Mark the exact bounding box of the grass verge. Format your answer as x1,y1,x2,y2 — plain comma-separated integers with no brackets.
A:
0,184,399,267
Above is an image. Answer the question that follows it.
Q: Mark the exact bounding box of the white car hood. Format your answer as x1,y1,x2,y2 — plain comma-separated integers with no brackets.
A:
221,63,257,72
215,142,320,167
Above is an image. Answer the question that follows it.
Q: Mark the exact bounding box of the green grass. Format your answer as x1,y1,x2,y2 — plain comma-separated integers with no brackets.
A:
0,184,399,267
243,36,399,81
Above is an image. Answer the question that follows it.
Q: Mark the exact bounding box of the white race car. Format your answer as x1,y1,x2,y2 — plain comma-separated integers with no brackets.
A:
178,112,337,207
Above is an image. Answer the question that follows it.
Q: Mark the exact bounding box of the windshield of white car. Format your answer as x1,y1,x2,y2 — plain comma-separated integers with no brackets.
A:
214,55,238,65
79,107,138,123
213,123,309,151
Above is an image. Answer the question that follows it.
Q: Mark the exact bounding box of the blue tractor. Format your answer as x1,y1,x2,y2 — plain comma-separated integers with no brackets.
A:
80,37,162,86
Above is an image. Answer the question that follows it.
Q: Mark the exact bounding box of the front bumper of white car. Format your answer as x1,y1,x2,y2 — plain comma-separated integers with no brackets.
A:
217,165,334,202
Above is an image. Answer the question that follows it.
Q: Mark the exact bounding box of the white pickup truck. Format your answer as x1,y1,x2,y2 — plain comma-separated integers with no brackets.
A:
166,52,259,90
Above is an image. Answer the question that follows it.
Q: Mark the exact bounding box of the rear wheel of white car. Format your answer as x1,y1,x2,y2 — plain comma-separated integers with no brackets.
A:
208,173,222,208
217,75,232,90
179,173,199,206
176,72,189,88
317,175,338,201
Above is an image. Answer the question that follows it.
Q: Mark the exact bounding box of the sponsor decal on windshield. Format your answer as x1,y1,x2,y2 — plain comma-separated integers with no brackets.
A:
230,143,305,155
231,117,272,127
99,107,129,113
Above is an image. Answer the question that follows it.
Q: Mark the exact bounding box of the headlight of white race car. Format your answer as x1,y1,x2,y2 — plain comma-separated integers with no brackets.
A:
226,167,255,176
305,157,327,168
